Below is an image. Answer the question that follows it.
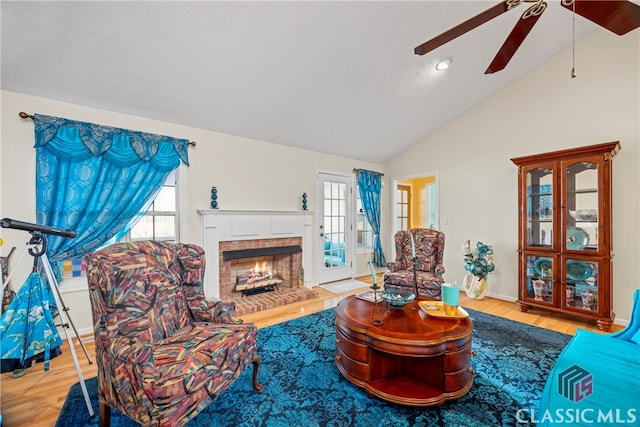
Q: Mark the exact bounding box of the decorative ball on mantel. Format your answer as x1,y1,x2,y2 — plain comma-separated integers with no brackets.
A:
210,186,219,209
301,192,308,211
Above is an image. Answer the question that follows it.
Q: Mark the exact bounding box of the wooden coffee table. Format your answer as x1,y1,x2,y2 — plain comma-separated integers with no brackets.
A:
334,295,474,406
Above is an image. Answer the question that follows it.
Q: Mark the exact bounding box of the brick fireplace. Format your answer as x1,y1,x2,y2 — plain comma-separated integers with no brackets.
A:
198,210,317,316
219,237,302,300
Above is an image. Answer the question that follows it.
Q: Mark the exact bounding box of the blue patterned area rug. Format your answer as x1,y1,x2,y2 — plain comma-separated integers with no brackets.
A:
57,307,570,427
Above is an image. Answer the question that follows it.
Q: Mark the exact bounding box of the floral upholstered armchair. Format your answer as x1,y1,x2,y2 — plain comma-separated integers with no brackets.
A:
383,228,445,299
85,241,262,427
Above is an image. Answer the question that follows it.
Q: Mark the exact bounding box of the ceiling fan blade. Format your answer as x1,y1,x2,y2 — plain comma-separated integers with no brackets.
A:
485,2,547,74
560,0,640,35
414,1,518,56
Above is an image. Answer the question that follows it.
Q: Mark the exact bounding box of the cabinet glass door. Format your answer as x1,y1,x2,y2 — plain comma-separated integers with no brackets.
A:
564,160,598,252
525,255,553,303
525,167,553,248
564,258,598,312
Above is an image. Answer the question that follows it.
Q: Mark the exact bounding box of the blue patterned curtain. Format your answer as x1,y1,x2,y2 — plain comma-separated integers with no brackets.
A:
356,169,386,267
34,114,189,263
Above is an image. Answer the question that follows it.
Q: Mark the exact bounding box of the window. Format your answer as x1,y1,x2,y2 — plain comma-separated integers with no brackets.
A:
356,187,373,252
396,184,411,230
129,169,178,242
61,170,179,283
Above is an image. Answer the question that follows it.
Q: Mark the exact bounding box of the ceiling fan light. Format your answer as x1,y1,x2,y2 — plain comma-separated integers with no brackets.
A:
435,58,452,71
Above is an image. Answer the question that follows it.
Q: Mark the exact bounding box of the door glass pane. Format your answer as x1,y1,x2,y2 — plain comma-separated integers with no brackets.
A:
565,161,598,252
395,185,410,231
323,181,347,269
331,217,340,233
526,167,553,248
324,183,331,198
526,255,553,302
566,259,598,311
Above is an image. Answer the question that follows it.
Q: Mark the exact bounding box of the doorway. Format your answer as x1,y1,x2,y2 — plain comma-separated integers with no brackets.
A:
316,172,353,284
391,173,439,250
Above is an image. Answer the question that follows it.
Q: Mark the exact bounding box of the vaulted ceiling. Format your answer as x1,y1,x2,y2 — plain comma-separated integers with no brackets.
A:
2,1,616,163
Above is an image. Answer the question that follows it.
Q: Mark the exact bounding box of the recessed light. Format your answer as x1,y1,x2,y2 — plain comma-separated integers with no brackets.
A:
435,58,452,71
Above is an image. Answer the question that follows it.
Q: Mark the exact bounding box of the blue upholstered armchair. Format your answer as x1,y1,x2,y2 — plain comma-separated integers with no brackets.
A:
537,289,640,426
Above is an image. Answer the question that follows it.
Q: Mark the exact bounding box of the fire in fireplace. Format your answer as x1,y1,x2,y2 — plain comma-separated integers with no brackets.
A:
235,260,283,295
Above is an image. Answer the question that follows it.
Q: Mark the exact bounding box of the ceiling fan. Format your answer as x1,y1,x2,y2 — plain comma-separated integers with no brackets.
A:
414,0,640,74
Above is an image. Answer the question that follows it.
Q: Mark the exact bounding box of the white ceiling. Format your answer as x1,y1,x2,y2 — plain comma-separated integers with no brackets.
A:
2,1,607,163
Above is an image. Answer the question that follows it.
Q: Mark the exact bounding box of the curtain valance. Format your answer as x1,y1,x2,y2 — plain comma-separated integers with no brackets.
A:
34,114,189,170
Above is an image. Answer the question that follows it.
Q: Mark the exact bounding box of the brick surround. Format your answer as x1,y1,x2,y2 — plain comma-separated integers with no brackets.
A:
219,236,317,316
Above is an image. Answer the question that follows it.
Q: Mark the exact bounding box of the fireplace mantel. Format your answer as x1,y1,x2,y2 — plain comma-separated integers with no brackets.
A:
198,210,314,300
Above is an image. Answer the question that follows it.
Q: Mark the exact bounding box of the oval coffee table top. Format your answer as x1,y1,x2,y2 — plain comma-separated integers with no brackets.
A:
336,295,473,347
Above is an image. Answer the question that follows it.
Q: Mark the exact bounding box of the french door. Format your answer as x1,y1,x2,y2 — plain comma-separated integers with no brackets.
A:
316,172,353,284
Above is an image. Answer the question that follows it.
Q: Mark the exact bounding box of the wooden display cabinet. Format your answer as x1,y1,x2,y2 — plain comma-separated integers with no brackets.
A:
511,142,620,331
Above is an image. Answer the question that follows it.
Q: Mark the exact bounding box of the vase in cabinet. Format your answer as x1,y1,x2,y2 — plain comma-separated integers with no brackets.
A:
511,141,620,331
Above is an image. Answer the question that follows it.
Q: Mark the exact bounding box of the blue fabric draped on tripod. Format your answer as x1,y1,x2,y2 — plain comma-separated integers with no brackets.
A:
0,272,62,372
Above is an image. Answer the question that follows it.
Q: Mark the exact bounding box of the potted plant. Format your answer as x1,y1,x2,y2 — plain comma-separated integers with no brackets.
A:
462,241,495,299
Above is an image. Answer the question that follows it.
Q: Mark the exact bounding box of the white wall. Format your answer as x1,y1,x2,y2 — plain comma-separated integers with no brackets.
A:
384,29,640,323
0,91,380,333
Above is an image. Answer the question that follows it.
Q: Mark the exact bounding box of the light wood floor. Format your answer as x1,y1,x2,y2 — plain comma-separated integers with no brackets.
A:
0,277,623,427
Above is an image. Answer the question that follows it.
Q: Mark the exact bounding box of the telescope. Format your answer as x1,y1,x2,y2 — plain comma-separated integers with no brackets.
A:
0,218,76,239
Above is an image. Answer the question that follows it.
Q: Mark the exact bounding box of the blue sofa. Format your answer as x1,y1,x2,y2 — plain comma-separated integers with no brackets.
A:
324,239,346,267
537,289,640,426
